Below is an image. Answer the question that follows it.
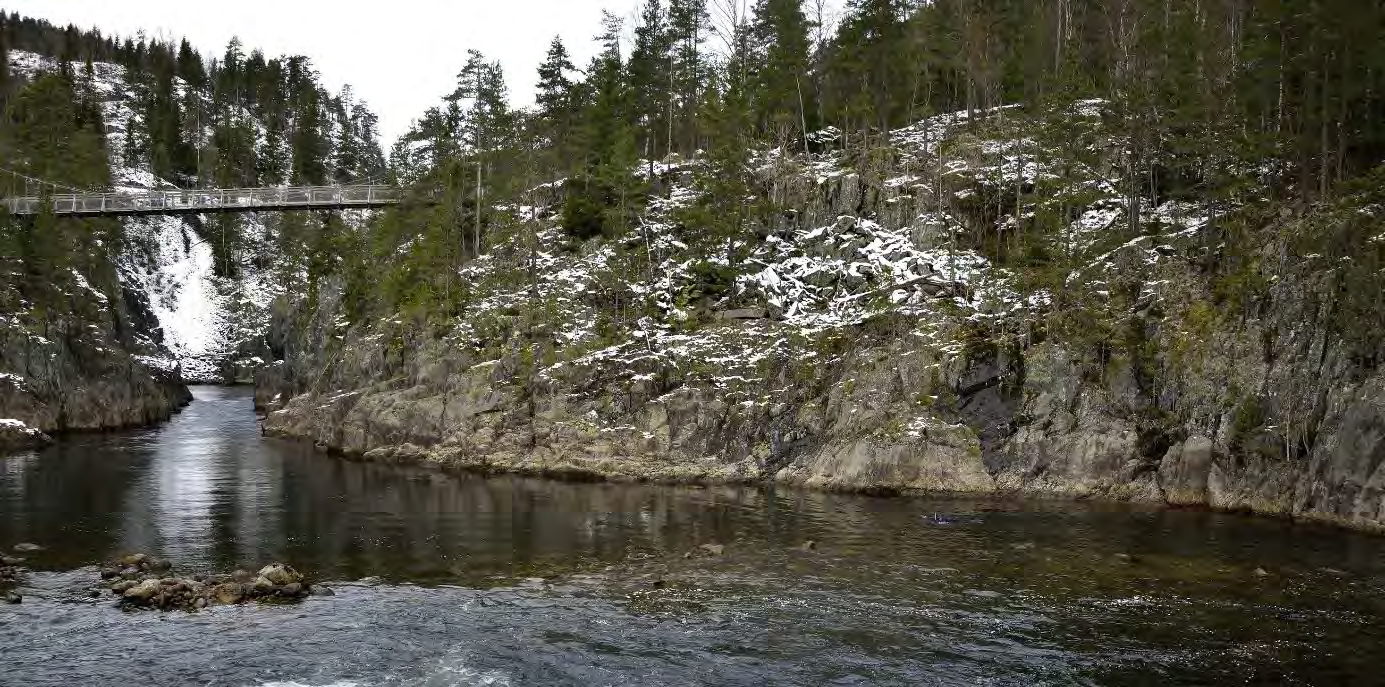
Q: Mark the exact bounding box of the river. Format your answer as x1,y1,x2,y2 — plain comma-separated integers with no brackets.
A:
1,386,1383,685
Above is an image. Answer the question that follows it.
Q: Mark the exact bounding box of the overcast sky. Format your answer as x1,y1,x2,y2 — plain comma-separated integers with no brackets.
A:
1,0,672,145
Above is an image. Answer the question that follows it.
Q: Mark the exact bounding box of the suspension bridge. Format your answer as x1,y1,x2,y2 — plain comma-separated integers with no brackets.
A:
0,164,421,218
0,184,407,218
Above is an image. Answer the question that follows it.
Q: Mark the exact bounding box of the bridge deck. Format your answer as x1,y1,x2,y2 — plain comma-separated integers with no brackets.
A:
0,184,404,217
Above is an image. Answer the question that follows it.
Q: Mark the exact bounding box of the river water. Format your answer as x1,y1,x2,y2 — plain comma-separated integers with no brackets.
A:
1,387,1384,686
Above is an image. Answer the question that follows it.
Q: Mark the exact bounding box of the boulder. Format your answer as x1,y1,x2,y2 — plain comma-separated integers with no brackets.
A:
12,543,43,553
716,308,767,321
122,579,162,603
210,583,245,605
257,564,303,586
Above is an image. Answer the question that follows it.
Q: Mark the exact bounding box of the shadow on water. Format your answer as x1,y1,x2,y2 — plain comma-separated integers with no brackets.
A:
2,387,1385,685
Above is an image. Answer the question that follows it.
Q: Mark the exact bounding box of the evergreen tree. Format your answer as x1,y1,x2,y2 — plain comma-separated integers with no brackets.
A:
668,0,710,154
629,0,673,162
563,11,642,241
750,0,815,148
0,17,11,110
534,36,579,170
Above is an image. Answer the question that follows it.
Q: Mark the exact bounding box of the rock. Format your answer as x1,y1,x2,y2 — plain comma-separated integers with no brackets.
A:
122,579,162,603
4,593,20,604
281,582,303,597
12,543,42,553
210,583,245,605
231,569,253,583
118,553,148,567
193,597,207,609
257,563,303,586
109,580,136,594
309,585,335,597
88,590,101,598
148,558,173,572
717,308,767,321
99,567,120,580
1254,567,1271,577
1114,553,1141,564
698,543,725,557
250,576,274,595
1011,542,1036,552
797,540,818,552
0,556,24,566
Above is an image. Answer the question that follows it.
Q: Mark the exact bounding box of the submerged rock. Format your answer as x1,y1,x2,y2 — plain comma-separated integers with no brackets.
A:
12,543,43,553
4,592,20,604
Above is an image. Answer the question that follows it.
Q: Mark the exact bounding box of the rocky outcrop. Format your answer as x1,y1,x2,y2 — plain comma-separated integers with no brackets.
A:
0,419,51,454
255,110,1385,533
0,282,192,455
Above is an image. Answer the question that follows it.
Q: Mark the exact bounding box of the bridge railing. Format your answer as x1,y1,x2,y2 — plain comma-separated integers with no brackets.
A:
0,184,403,216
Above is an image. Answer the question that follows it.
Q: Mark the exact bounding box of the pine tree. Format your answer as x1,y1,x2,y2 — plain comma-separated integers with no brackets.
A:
535,37,576,127
563,11,642,240
668,0,710,154
823,0,912,136
750,0,815,148
629,0,673,162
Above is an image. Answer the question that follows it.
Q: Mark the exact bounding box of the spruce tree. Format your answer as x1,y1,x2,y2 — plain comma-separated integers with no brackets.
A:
535,36,578,169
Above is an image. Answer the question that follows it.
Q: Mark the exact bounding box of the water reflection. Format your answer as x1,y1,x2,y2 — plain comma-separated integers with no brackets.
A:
0,387,774,581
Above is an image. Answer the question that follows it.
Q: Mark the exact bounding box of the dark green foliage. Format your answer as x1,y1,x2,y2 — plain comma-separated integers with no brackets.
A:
560,177,611,241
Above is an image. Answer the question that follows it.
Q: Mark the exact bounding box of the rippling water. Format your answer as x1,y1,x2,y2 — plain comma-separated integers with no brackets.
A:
2,386,1384,686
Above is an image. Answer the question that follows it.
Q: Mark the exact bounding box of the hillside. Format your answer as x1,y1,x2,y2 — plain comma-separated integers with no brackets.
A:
258,97,1385,530
244,1,1385,530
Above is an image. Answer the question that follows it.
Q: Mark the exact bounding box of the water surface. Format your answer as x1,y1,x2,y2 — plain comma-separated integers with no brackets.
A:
1,386,1383,686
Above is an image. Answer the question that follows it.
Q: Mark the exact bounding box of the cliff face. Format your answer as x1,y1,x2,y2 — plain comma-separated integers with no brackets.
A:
255,104,1385,531
0,266,191,453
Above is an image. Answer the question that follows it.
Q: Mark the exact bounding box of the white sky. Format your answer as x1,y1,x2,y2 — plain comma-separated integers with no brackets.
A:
1,0,658,145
